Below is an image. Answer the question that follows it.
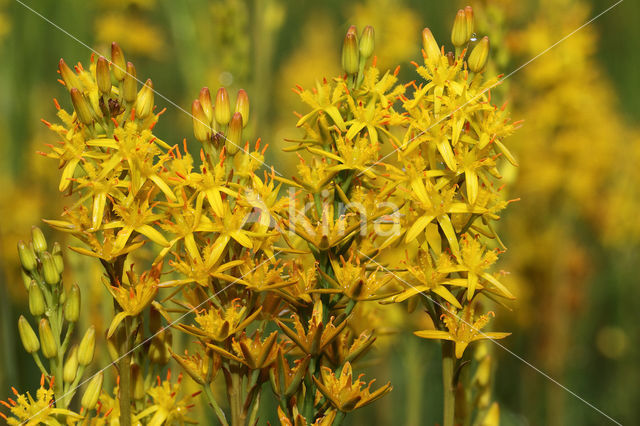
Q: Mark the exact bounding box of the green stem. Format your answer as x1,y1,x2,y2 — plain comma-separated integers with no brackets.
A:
118,318,132,426
204,384,229,426
442,341,456,426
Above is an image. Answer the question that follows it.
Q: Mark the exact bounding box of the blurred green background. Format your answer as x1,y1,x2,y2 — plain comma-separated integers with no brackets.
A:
1,0,639,424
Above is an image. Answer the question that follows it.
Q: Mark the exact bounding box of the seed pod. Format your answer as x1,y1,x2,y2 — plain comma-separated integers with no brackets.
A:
52,242,64,275
422,28,441,60
111,42,126,81
18,316,40,354
131,363,145,400
214,87,231,126
192,99,211,143
234,89,250,127
342,25,359,75
123,62,137,103
465,6,475,40
359,26,375,59
31,226,47,254
149,304,162,334
81,372,103,410
135,79,154,119
39,319,58,359
58,58,81,90
17,240,37,272
65,284,81,323
149,329,171,365
451,9,468,48
70,88,94,126
41,252,61,286
468,36,489,73
199,87,213,125
28,281,46,316
226,112,243,155
63,345,79,383
77,326,96,366
96,56,112,95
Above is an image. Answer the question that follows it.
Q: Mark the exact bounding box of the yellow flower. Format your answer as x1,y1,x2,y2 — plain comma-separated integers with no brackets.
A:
414,304,510,358
313,362,391,412
135,371,197,426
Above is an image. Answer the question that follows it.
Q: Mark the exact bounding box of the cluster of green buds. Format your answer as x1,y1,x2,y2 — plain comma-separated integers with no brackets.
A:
16,227,98,410
341,24,375,86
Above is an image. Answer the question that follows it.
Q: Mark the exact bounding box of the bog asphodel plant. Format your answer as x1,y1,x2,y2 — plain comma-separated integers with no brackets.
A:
5,5,518,426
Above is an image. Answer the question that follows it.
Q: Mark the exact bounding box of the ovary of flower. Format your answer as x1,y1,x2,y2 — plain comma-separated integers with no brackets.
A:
313,362,392,412
231,331,279,369
414,305,510,359
294,80,347,131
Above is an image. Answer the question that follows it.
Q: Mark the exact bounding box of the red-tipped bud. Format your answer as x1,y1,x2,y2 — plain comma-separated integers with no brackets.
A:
135,79,154,119
468,36,489,72
234,89,250,127
199,87,213,124
111,42,126,81
451,9,468,48
96,56,112,95
192,99,211,143
214,87,231,126
123,62,137,103
70,88,94,125
58,58,81,90
359,26,375,59
226,112,243,155
422,28,441,60
342,25,359,75
465,6,475,40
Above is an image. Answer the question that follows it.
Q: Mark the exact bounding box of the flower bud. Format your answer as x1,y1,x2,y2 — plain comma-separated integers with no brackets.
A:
234,89,250,127
81,372,103,410
41,252,61,286
226,112,243,155
70,88,94,125
65,284,81,323
214,87,231,126
123,62,137,104
17,240,37,272
63,345,79,383
52,242,64,275
78,326,96,366
342,25,359,75
96,56,112,95
39,318,58,359
199,87,213,124
468,36,489,73
192,100,211,143
359,26,375,59
451,9,468,47
111,42,126,81
31,226,47,254
18,316,40,354
135,79,154,119
58,58,81,90
422,28,441,60
465,6,475,40
28,281,46,316
131,363,145,400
